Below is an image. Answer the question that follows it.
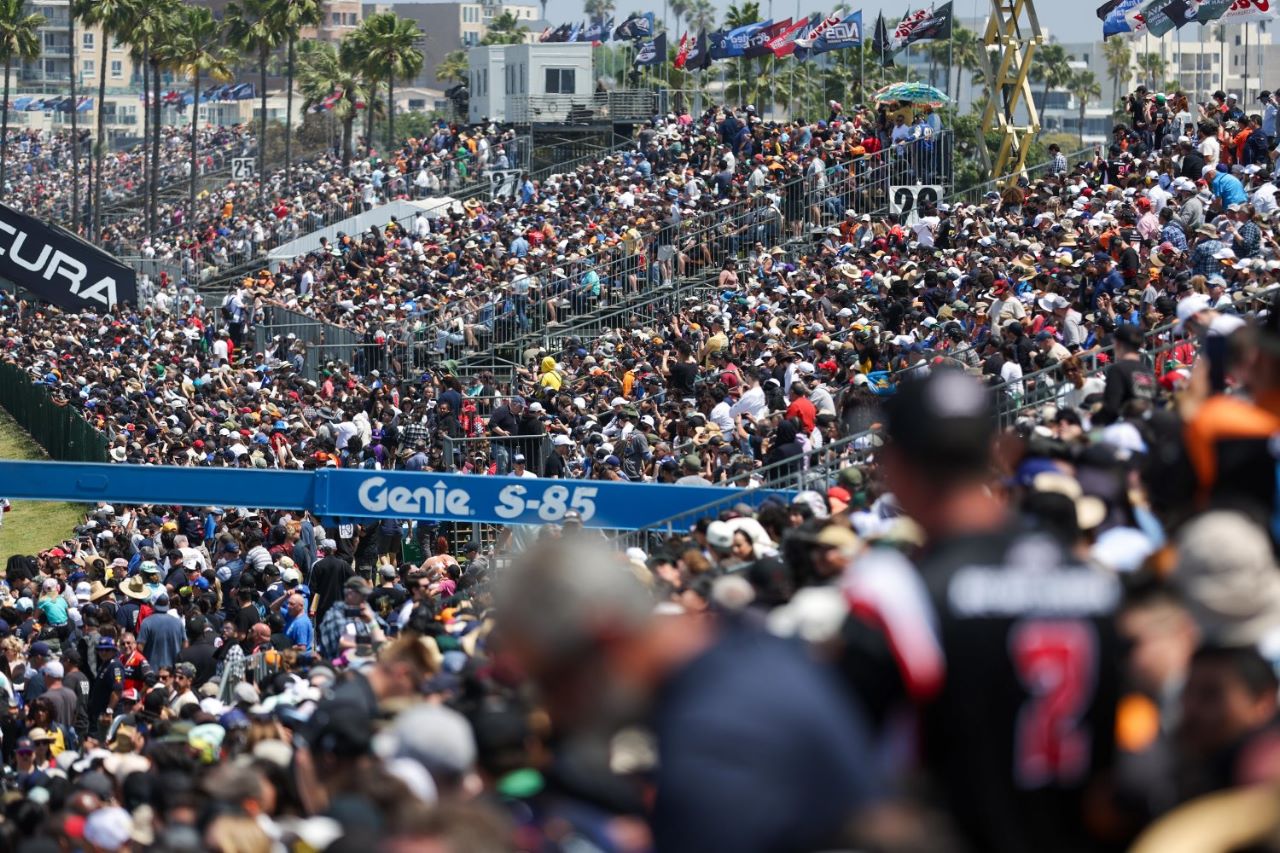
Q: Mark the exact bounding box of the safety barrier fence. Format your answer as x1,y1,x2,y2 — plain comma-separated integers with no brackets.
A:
0,361,108,463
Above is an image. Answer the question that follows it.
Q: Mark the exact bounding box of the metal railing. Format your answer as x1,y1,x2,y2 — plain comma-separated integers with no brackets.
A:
947,144,1096,206
507,90,667,125
440,434,551,473
426,133,956,372
992,319,1181,428
252,304,364,381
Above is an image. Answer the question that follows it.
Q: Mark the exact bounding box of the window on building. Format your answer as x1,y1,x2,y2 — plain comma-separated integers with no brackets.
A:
346,12,357,25
482,67,488,94
82,32,93,51
520,63,526,93
331,11,341,24
544,68,575,94
82,59,94,77
111,59,122,77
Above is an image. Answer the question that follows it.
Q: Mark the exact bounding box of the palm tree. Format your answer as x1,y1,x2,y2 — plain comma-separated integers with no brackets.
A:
722,1,759,108
686,0,715,34
482,10,528,45
226,0,283,183
667,0,687,36
276,0,323,192
298,38,365,169
68,0,84,231
1030,43,1073,114
437,49,468,85
0,0,42,200
356,13,423,152
1102,36,1131,107
128,0,178,234
1068,69,1101,146
173,7,233,220
80,0,134,242
1134,52,1166,90
947,24,981,104
585,0,616,25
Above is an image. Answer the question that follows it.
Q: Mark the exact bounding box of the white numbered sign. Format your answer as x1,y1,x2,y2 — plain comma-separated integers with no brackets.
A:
488,169,521,200
889,184,943,225
232,157,257,180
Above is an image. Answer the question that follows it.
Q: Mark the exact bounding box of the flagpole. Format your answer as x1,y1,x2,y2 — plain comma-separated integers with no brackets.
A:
860,38,865,105
947,15,953,104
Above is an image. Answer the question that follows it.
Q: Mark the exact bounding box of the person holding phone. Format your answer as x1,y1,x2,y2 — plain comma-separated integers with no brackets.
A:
316,576,386,661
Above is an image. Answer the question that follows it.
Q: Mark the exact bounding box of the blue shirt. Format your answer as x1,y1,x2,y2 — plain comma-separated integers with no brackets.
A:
284,612,314,651
1211,171,1248,206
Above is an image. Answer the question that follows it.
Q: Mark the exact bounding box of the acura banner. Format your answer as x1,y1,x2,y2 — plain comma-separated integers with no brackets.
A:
0,202,136,311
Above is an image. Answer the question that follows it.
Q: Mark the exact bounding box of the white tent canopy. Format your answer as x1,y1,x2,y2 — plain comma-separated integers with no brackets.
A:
267,196,462,263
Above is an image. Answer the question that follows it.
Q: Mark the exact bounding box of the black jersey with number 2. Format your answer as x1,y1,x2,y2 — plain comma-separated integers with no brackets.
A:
843,529,1122,853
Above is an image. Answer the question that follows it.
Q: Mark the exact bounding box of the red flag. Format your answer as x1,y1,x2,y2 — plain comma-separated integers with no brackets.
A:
768,16,812,57
674,32,690,68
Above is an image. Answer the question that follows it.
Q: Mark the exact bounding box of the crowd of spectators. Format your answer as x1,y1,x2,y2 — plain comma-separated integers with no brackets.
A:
105,123,522,285
3,90,1280,850
240,101,949,351
1,125,255,227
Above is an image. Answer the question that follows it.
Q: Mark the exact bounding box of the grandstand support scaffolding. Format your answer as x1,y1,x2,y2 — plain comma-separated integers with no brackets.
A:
976,0,1043,185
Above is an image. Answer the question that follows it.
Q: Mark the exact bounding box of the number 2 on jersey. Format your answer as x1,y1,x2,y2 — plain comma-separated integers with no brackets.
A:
1009,620,1098,790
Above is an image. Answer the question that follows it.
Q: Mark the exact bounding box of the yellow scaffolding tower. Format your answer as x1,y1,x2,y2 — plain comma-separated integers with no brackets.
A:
977,0,1044,186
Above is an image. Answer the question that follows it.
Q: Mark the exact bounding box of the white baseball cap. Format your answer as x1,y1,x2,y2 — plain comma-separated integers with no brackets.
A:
1175,294,1213,332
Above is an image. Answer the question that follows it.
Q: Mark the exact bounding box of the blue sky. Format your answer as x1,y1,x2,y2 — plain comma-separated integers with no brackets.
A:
541,0,1099,43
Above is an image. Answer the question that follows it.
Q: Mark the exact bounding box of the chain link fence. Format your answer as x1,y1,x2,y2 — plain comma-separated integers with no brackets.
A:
0,362,108,463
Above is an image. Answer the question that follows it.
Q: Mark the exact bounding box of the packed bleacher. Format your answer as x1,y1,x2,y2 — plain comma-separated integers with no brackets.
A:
2,125,255,227
107,123,522,282
4,89,1280,851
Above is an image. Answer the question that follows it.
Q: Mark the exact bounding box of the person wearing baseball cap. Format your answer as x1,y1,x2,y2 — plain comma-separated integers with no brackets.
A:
310,538,356,625
88,636,125,739
844,367,1123,852
316,575,387,660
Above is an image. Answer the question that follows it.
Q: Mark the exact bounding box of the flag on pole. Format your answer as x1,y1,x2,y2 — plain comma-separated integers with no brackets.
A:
709,28,734,59
634,32,667,65
1141,0,1195,36
812,10,864,54
614,12,655,40
769,15,815,58
1102,0,1148,38
745,19,789,58
1217,0,1277,24
872,11,895,64
687,30,712,69
895,3,954,47
725,20,770,57
566,21,583,42
1192,0,1234,23
1096,0,1125,16
674,32,691,67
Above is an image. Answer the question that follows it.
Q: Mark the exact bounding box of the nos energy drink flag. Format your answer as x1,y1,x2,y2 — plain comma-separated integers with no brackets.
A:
813,11,864,55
